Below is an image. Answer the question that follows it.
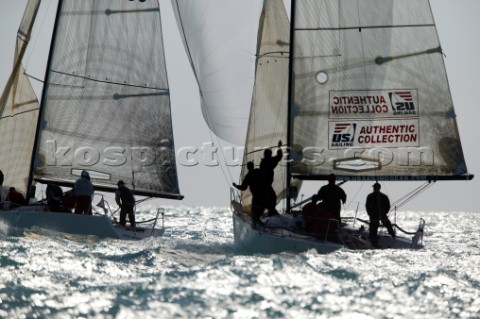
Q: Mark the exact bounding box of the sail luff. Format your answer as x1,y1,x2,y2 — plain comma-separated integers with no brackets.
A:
285,0,297,211
26,0,62,200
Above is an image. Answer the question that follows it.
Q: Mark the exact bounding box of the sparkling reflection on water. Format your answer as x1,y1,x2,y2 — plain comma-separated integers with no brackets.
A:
0,208,479,318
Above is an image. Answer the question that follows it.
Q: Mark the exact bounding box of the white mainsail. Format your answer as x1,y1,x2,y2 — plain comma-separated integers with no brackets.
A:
32,0,182,198
0,0,41,195
290,0,471,181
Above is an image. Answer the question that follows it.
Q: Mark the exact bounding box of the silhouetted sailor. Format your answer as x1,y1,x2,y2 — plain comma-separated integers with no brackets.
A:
233,161,266,226
6,187,25,207
46,184,64,212
115,180,136,228
317,173,346,222
366,182,396,247
260,140,283,216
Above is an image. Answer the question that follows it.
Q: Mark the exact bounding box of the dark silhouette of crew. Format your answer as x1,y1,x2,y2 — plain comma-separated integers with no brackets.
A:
6,187,25,207
302,194,320,233
317,173,346,222
233,161,266,226
303,194,337,234
0,170,5,205
45,184,72,213
46,183,65,212
259,140,283,216
365,182,396,247
115,180,136,228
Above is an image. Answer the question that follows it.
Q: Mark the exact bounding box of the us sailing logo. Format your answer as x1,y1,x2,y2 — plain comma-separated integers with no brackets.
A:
331,123,356,147
389,91,416,115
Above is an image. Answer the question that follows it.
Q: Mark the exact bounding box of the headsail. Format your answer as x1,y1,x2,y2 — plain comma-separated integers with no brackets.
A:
171,0,264,145
33,0,182,198
0,0,41,194
289,0,472,181
240,0,297,210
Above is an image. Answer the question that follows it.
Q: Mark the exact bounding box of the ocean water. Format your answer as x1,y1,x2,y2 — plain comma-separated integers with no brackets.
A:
1,208,479,319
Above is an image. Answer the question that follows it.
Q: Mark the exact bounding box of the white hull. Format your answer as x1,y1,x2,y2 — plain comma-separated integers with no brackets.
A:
0,209,163,240
233,211,343,254
232,201,424,254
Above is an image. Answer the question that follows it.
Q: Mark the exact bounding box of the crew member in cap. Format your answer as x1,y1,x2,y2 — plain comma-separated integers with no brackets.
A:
115,180,136,228
73,170,94,214
366,182,396,247
317,173,346,222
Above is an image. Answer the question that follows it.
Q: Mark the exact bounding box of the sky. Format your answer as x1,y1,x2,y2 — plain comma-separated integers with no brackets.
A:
0,0,479,213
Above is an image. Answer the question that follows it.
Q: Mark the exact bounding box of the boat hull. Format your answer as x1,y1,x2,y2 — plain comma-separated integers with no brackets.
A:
0,209,163,240
233,211,343,254
231,201,423,253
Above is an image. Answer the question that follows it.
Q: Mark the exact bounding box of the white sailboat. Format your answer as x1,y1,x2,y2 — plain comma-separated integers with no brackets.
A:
0,0,183,239
173,0,473,252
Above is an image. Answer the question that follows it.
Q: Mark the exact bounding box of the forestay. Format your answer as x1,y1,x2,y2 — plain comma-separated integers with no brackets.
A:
33,0,181,198
290,0,471,181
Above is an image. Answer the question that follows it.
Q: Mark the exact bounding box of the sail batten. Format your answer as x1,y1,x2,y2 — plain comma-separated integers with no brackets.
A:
296,23,437,31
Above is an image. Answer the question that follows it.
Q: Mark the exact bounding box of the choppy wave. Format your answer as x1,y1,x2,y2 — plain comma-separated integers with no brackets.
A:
1,208,479,318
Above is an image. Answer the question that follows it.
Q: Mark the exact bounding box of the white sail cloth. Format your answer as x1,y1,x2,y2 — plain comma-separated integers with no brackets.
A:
0,0,41,195
171,0,265,145
33,0,181,198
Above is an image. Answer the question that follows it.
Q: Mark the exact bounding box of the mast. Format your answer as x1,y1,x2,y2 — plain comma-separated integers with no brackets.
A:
286,0,296,212
26,0,63,201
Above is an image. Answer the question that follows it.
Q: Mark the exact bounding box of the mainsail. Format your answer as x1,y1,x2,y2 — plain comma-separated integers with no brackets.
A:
289,0,472,181
32,0,182,198
0,0,41,195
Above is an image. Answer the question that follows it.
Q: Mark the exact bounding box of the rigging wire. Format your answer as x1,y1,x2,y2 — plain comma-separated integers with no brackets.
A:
391,181,435,209
24,0,54,72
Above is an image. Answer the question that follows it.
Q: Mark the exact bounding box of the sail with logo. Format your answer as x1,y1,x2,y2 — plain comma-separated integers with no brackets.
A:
290,0,472,182
174,0,473,252
0,0,182,239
